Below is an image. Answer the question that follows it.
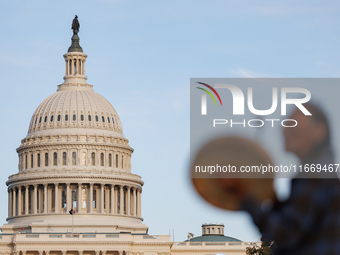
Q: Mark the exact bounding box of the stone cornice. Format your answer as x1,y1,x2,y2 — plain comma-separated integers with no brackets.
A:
6,173,144,186
17,142,133,154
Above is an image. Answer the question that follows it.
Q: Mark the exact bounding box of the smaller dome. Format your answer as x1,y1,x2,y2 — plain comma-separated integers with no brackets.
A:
185,223,242,243
186,235,242,243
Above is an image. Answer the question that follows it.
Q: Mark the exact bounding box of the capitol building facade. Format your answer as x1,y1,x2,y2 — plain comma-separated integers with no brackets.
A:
0,18,256,255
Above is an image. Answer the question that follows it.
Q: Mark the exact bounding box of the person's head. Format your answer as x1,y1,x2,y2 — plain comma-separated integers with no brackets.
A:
283,103,331,161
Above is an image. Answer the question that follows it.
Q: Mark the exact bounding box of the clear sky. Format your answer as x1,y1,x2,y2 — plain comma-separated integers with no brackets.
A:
0,0,340,242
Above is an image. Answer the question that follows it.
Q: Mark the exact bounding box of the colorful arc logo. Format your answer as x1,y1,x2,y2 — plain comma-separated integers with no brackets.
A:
196,82,223,106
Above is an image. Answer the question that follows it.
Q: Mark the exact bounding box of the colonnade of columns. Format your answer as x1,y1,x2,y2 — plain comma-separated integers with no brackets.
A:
11,250,138,255
8,183,142,218
65,56,86,76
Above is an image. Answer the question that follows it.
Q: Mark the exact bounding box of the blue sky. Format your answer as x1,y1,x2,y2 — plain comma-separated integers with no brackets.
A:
0,0,340,242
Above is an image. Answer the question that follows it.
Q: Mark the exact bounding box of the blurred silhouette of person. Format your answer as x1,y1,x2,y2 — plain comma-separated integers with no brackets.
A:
223,103,340,254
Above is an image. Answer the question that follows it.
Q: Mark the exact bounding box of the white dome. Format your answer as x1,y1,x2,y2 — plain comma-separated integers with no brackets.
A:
28,84,123,135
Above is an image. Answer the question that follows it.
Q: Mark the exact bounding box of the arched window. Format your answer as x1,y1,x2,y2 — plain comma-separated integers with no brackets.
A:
35,117,38,124
108,153,112,167
72,152,77,165
91,152,95,166
100,153,104,166
51,189,55,210
53,152,57,166
81,114,84,121
93,189,97,208
63,152,67,165
65,114,69,121
88,115,92,121
73,114,76,121
115,154,118,168
62,188,66,208
95,115,99,122
72,189,77,208
37,153,41,167
44,116,47,122
50,115,54,122
107,117,110,123
39,117,42,123
31,154,33,168
207,228,210,234
112,118,115,124
57,115,61,121
102,116,105,122
45,153,49,166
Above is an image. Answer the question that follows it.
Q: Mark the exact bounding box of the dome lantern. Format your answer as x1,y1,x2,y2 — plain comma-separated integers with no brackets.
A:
62,15,88,86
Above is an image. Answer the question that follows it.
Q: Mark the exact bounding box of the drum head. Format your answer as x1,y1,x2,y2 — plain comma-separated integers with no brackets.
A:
191,136,275,211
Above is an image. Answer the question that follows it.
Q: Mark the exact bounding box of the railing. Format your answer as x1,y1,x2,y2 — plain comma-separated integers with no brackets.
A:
173,242,261,248
7,169,142,181
49,234,62,238
26,234,39,238
83,234,96,238
0,233,169,242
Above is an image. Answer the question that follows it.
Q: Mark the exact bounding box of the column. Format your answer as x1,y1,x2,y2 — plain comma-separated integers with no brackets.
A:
78,251,83,255
78,183,82,213
111,185,114,214
25,186,29,215
18,187,22,216
101,251,106,255
66,183,71,210
13,187,17,216
114,186,118,214
22,250,27,255
100,184,104,213
105,187,110,213
95,251,100,255
39,186,43,213
33,185,37,214
44,184,48,213
54,183,59,213
132,188,136,216
45,251,50,255
8,188,12,217
118,251,123,255
38,250,43,255
89,183,93,213
119,186,124,215
127,187,131,215
137,188,142,217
